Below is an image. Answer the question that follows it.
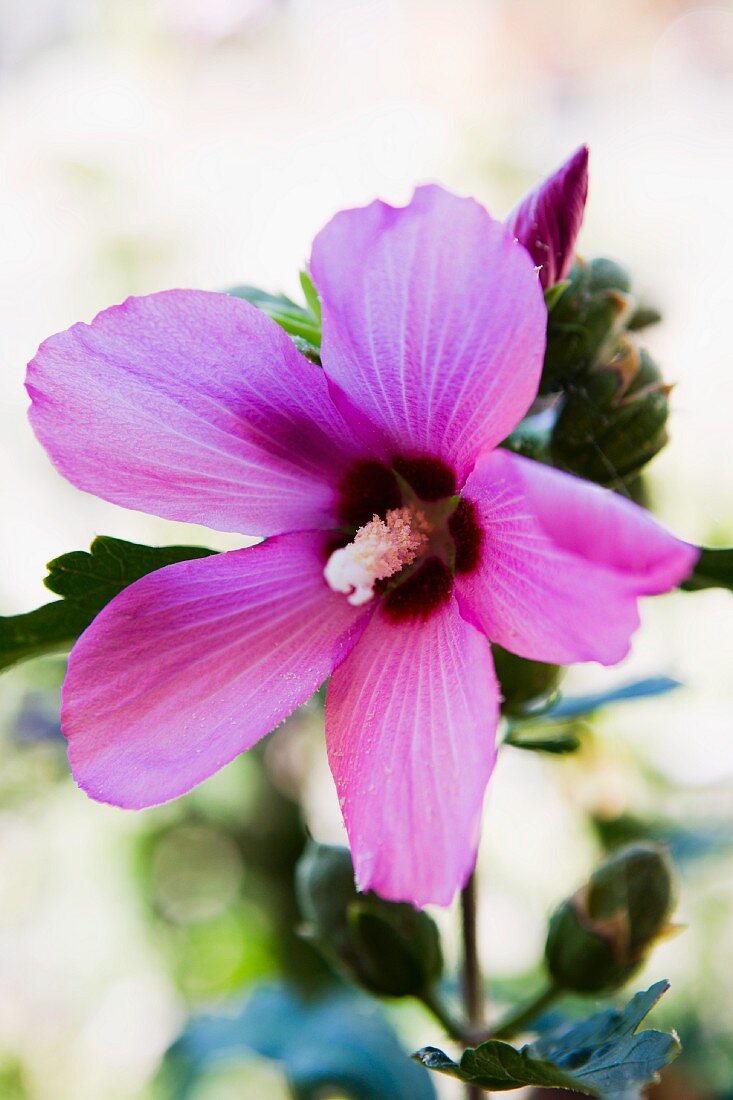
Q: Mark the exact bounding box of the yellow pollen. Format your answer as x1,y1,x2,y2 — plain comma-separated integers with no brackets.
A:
325,507,432,606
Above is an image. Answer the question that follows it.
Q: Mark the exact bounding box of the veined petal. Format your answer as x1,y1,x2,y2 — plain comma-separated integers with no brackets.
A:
455,450,698,666
325,598,499,908
63,532,370,808
311,185,546,484
505,145,589,288
27,290,365,536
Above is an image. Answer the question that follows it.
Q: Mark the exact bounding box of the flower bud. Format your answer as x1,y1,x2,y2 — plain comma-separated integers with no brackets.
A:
545,843,676,994
550,338,670,485
505,145,589,290
541,259,634,395
585,256,632,294
493,645,564,716
296,840,443,998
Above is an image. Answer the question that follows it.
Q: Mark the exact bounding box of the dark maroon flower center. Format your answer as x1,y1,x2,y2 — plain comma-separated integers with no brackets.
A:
448,498,483,575
332,456,483,621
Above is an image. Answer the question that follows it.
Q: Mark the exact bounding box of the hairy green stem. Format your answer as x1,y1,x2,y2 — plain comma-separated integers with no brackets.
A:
461,870,486,1100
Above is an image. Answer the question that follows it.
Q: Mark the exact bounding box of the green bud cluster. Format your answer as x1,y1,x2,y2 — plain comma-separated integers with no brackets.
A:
544,843,676,994
542,258,634,395
542,258,671,488
552,340,670,485
501,258,673,708
296,840,443,999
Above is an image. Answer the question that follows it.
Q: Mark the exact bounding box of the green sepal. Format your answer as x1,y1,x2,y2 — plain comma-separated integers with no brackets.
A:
415,1040,580,1092
541,258,635,395
346,900,443,998
291,334,322,362
295,840,443,999
531,981,680,1097
0,537,216,674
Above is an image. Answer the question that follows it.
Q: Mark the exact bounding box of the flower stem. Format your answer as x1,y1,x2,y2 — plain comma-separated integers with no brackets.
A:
461,869,485,1100
490,982,561,1040
418,988,470,1043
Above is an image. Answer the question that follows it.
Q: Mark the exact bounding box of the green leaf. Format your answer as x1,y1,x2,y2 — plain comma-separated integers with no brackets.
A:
541,259,634,395
680,546,733,592
533,981,680,1098
414,982,680,1097
0,537,215,674
550,343,670,487
414,1041,581,1092
42,536,215,603
626,304,662,331
227,284,322,350
544,279,571,313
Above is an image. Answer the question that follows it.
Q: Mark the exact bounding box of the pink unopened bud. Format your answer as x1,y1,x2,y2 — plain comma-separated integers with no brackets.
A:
506,145,589,289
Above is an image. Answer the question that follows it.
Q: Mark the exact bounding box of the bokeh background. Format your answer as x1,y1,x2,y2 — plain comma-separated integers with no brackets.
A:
1,1,732,1097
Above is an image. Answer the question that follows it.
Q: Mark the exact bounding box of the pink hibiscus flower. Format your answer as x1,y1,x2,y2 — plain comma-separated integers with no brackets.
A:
26,160,696,907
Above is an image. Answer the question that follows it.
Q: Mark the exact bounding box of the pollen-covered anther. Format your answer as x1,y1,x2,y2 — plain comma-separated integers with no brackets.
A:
325,507,432,606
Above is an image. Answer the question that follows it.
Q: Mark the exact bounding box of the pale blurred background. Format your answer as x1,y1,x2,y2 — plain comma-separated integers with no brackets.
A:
0,1,732,1097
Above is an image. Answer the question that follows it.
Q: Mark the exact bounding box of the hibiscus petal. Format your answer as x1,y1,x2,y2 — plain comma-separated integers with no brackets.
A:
325,599,499,907
63,532,370,807
505,145,589,288
27,290,365,536
455,450,698,666
310,185,546,484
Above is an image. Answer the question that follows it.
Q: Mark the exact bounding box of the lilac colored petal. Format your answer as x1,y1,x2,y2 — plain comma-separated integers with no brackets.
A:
63,533,370,808
455,450,698,666
505,145,589,288
325,599,499,907
310,185,546,484
27,290,366,537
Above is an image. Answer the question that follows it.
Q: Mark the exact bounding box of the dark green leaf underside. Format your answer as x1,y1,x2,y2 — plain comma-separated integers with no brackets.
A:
0,601,93,672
